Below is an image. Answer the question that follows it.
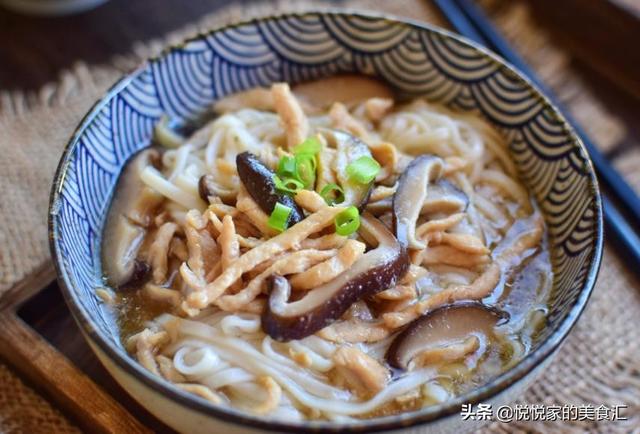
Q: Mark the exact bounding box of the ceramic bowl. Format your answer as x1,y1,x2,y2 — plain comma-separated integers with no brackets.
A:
48,11,603,434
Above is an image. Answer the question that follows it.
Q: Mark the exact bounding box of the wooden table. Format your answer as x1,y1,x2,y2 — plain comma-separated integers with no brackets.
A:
0,0,280,89
1,0,639,432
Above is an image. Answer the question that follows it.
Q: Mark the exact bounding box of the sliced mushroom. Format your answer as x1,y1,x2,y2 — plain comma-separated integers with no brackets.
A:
124,151,164,227
421,179,468,215
393,155,445,249
198,174,236,204
102,149,162,288
102,217,145,288
236,152,304,227
179,110,218,138
198,174,214,203
262,213,409,341
325,129,374,210
368,180,467,217
366,197,393,216
123,260,152,290
385,302,509,370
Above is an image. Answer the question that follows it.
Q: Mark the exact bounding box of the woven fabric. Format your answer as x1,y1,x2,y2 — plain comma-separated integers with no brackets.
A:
0,0,638,432
0,362,80,434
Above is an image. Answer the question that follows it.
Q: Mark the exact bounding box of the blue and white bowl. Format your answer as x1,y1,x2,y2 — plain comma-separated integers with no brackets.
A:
48,11,602,434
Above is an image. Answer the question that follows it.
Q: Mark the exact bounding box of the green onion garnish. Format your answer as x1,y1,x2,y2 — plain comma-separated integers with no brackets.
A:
335,206,360,236
276,152,317,190
275,137,321,191
346,156,381,184
293,136,322,155
274,175,304,194
295,153,317,189
268,202,292,232
320,183,345,205
277,155,297,179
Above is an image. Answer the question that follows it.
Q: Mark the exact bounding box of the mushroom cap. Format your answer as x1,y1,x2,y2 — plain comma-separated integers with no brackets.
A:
262,213,409,341
385,301,509,370
236,152,304,226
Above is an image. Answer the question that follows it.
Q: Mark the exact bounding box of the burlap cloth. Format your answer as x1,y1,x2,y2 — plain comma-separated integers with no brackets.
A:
1,0,639,432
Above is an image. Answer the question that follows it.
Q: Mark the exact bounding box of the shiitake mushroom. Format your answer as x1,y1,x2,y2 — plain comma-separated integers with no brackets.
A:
421,179,469,215
323,129,374,210
262,213,409,341
367,178,469,216
236,152,304,226
198,174,236,205
385,301,509,370
102,149,162,289
392,155,445,249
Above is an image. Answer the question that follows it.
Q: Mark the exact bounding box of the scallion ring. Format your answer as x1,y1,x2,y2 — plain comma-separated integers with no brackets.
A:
277,155,297,179
295,153,317,189
335,206,360,236
274,175,304,194
268,202,293,232
319,183,345,205
346,156,381,184
293,136,322,155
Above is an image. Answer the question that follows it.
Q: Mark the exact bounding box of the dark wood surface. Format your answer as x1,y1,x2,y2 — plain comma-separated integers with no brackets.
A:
1,0,639,432
18,282,172,432
1,0,638,147
0,0,293,90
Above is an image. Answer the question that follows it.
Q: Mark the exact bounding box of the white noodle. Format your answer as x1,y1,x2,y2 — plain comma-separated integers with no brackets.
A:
117,91,552,421
168,315,436,416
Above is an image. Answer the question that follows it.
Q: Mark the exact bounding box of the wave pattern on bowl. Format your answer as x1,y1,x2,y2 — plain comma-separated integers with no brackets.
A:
50,11,599,412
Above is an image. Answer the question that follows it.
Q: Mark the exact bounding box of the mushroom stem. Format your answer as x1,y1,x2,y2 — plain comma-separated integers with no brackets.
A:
102,148,163,288
393,155,445,249
324,129,375,210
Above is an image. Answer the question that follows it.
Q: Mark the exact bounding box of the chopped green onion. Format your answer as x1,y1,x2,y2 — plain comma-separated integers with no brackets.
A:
346,156,381,184
274,175,304,194
295,153,317,189
293,136,322,155
268,202,292,232
335,206,360,236
277,155,297,179
320,183,345,205
275,144,319,191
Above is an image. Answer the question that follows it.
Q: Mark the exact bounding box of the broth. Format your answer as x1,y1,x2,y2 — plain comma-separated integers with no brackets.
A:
102,76,553,420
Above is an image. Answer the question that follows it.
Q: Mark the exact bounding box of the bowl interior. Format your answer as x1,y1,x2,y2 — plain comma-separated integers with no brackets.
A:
49,11,602,432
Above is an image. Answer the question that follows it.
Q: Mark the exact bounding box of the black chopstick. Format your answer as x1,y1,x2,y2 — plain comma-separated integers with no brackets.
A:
453,0,640,224
603,195,640,263
433,0,640,266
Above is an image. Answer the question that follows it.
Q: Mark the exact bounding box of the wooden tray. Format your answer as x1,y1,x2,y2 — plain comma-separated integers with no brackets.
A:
0,277,172,433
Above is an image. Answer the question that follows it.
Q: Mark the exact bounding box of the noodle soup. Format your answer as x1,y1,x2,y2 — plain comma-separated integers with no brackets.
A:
101,76,552,421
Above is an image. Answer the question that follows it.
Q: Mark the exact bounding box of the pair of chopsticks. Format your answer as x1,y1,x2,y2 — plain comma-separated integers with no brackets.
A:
434,0,640,266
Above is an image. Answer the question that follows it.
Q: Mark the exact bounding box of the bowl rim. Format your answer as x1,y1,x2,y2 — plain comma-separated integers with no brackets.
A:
48,9,603,433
